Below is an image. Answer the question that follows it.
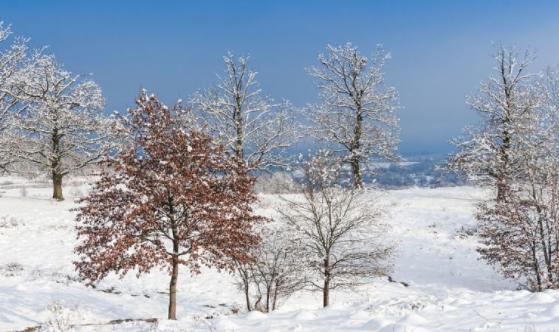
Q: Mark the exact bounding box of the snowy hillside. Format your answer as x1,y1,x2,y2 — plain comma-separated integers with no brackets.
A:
0,178,558,331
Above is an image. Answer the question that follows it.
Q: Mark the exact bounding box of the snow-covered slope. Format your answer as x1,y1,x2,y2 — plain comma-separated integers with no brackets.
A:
0,178,558,331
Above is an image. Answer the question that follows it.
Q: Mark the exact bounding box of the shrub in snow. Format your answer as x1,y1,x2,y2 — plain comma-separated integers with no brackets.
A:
234,222,308,312
74,92,264,320
0,215,23,229
39,302,79,332
455,224,477,239
0,262,24,277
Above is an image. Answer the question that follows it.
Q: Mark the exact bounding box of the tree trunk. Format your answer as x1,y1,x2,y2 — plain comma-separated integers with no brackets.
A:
323,277,330,307
168,257,179,319
234,96,245,162
243,275,252,311
323,257,330,307
350,109,364,189
265,284,271,312
496,181,507,202
531,241,542,292
52,173,64,201
51,128,64,201
496,83,512,202
350,157,363,189
496,132,509,202
272,281,279,311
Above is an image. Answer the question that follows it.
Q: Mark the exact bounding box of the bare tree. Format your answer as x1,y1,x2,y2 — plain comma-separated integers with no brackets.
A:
192,53,298,172
308,43,399,188
6,55,119,200
234,222,307,312
279,151,393,307
449,47,545,201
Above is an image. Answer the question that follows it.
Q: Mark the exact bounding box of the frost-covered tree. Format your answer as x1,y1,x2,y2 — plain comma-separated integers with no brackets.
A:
192,53,297,172
308,43,399,188
279,151,393,307
476,64,559,291
0,21,30,172
449,47,545,201
0,22,25,127
234,222,307,312
7,55,118,200
75,92,263,320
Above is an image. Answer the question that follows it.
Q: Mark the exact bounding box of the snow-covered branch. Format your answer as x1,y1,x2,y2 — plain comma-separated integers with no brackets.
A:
308,43,399,188
192,53,299,172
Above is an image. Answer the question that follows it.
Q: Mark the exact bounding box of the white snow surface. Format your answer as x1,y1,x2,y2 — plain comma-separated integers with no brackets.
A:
0,177,558,331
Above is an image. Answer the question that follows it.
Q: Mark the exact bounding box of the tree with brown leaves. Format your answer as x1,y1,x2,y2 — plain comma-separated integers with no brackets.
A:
74,91,263,320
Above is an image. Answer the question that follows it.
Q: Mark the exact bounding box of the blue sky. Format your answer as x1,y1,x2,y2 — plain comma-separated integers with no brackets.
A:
2,1,559,154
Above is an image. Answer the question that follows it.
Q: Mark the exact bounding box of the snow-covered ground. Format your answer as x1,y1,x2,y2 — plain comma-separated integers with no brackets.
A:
0,177,558,331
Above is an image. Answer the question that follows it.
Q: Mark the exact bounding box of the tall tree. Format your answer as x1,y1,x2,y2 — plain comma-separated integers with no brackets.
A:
308,43,399,188
477,95,559,291
449,47,545,201
471,53,559,291
192,53,297,172
75,92,263,320
279,151,393,307
7,55,117,200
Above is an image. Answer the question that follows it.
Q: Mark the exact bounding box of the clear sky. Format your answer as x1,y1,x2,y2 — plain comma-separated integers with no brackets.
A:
2,1,559,154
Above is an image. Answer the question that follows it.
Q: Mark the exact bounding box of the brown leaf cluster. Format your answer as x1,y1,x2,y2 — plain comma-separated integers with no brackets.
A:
74,92,264,283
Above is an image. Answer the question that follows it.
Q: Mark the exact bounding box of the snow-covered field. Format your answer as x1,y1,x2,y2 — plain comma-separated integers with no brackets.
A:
0,177,558,332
